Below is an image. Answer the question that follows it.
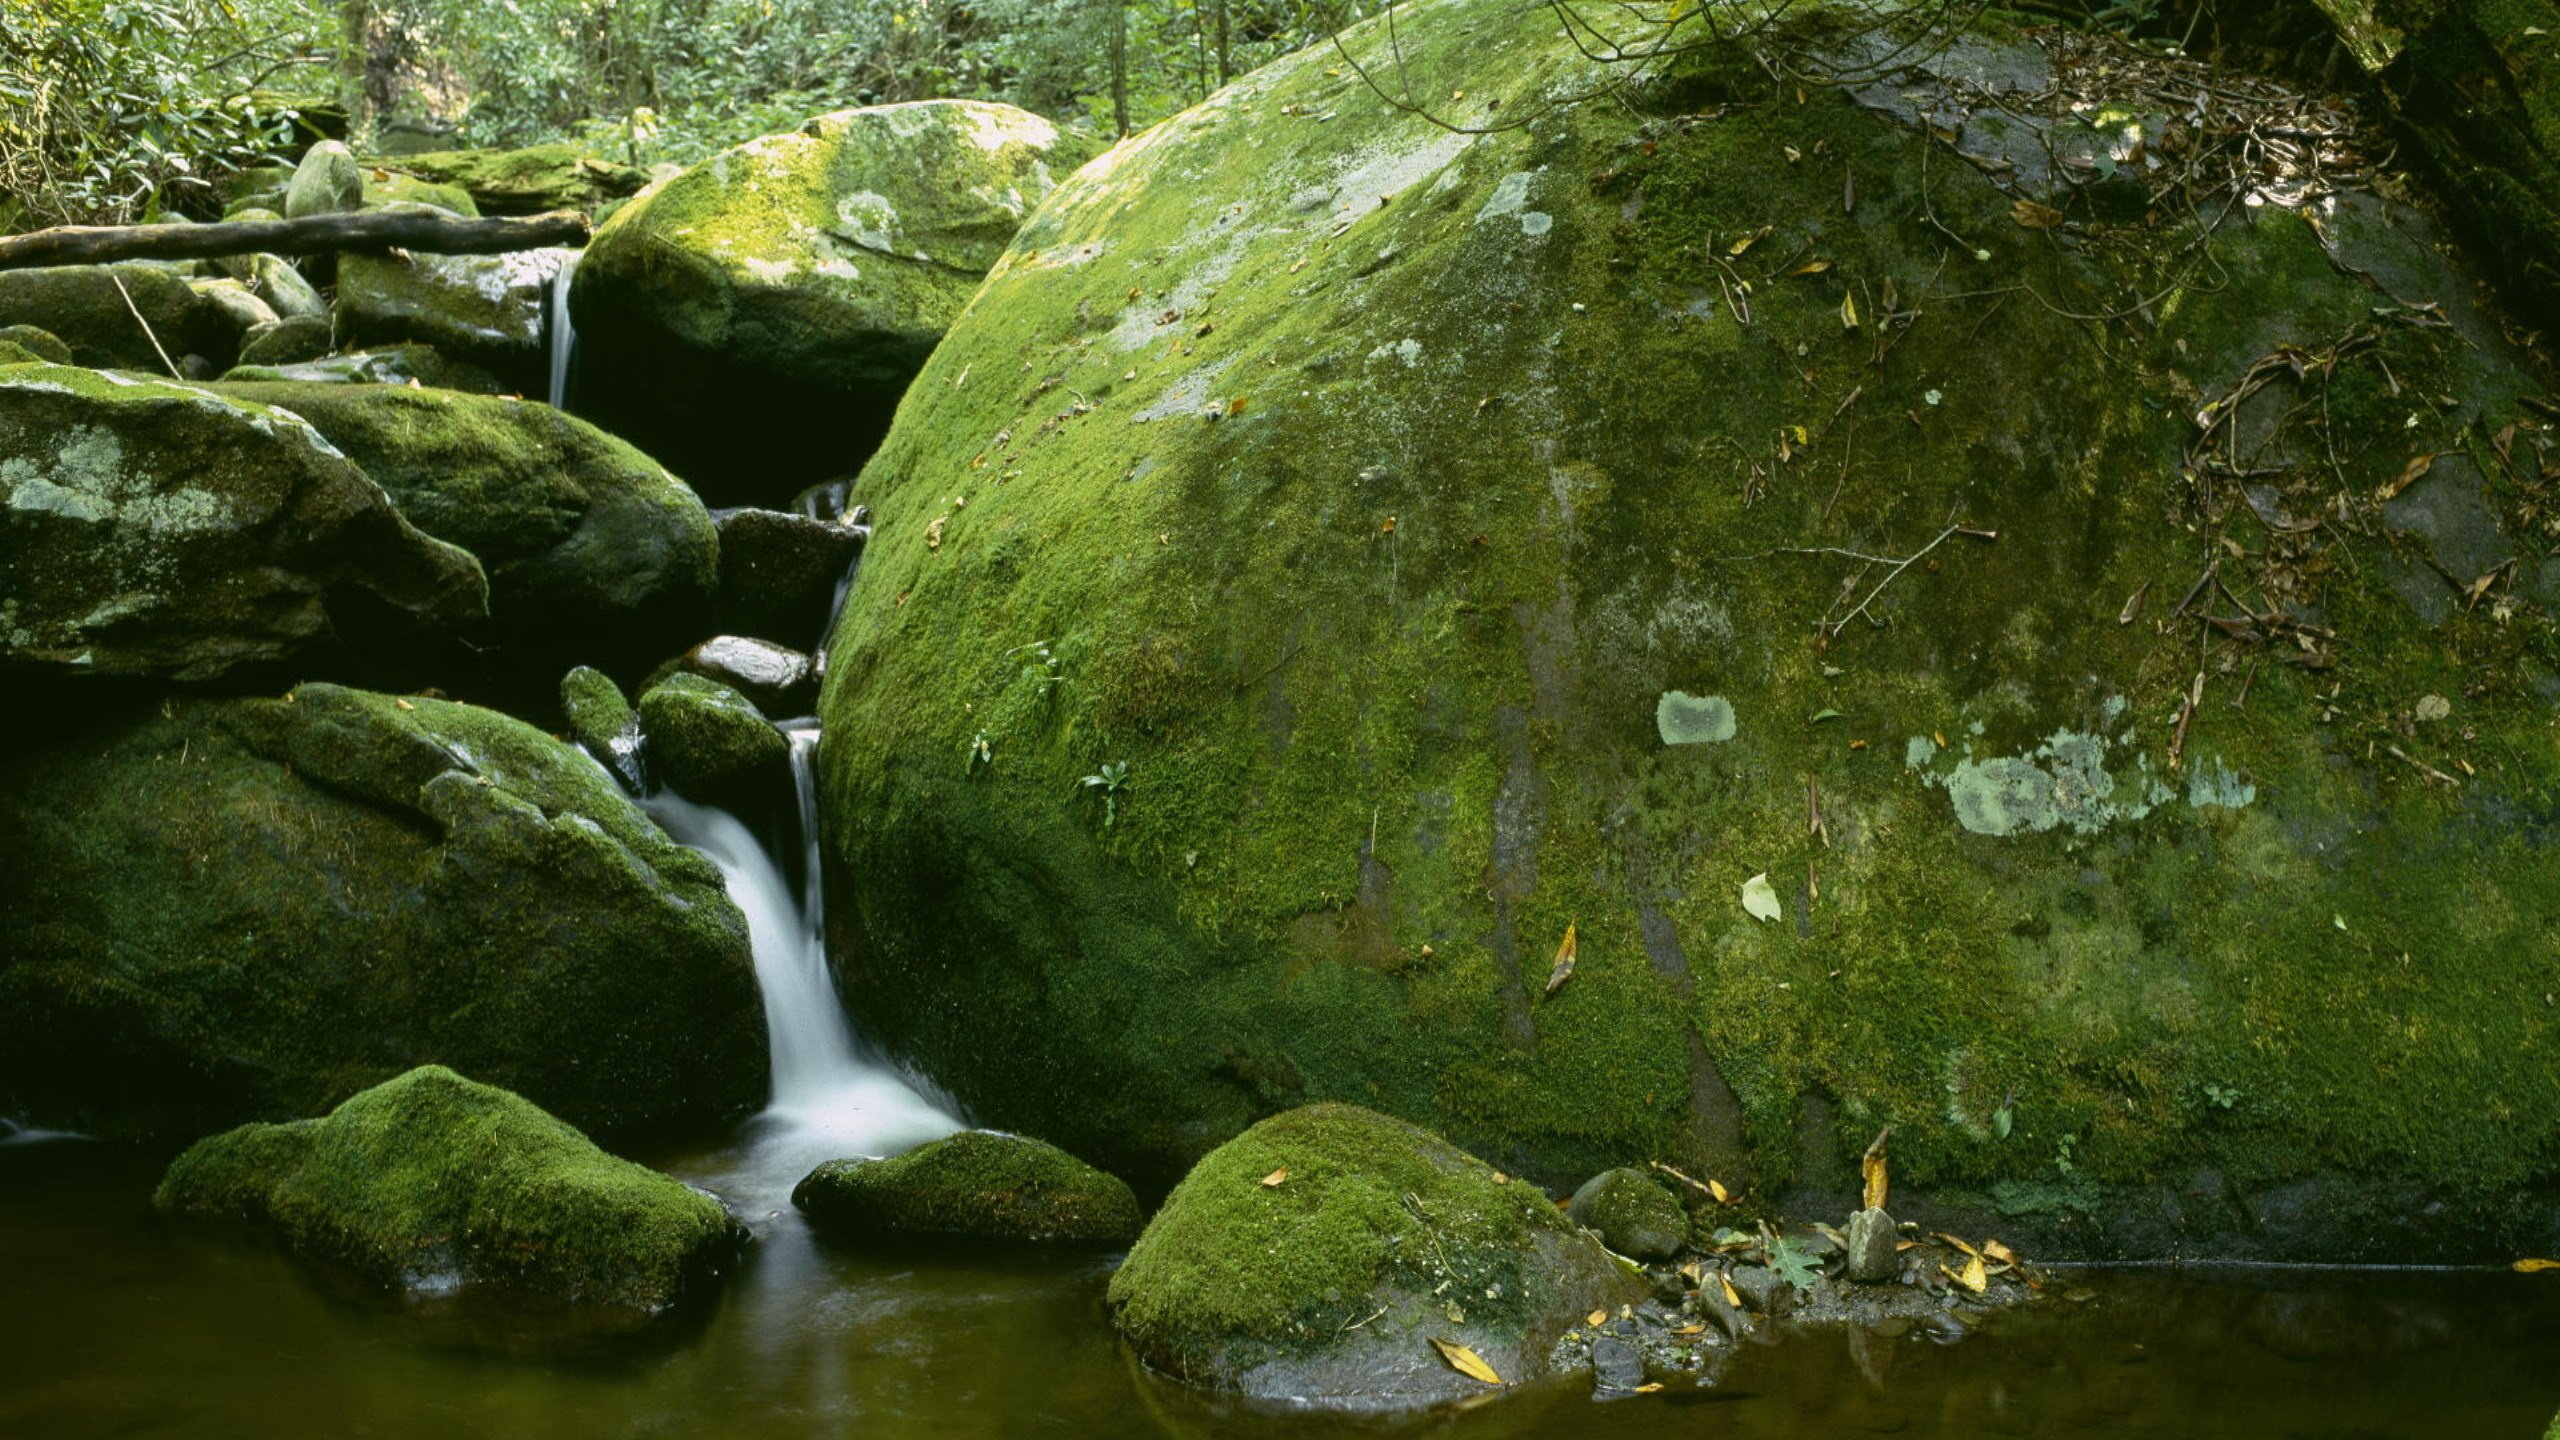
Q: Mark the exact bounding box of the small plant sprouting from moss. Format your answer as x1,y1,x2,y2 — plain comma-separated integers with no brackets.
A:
1011,639,1065,702
2203,1083,2242,1111
1080,761,1129,827
967,730,991,774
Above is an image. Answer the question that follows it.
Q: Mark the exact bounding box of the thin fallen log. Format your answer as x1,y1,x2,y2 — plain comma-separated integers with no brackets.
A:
0,209,590,271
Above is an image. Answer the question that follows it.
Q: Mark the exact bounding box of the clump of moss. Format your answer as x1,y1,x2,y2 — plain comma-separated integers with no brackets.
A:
1108,1103,1640,1399
0,324,70,363
155,1065,745,1316
1566,1168,1687,1261
793,1129,1142,1244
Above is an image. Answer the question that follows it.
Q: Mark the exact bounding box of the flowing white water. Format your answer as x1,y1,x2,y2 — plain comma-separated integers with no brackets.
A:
545,250,580,411
644,724,956,1211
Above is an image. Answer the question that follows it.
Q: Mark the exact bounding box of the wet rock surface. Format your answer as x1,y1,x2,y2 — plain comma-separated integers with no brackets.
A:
674,635,816,716
714,507,867,648
640,671,790,807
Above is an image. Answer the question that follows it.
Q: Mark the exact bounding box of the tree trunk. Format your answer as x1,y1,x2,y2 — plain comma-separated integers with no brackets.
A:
1110,0,1132,136
0,210,592,272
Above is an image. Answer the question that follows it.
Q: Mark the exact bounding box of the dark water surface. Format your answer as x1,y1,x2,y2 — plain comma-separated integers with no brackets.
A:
5,1138,2555,1440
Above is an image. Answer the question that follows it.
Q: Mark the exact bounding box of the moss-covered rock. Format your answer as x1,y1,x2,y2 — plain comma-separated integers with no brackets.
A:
0,323,72,363
1107,1103,1643,1404
334,245,565,391
155,1065,744,1320
369,144,650,216
640,671,789,805
209,380,717,671
561,664,642,789
362,170,479,216
236,313,333,367
0,683,765,1141
0,363,486,680
284,140,364,220
816,0,2560,1260
246,252,327,321
1565,1168,1686,1261
793,1129,1142,1244
570,101,1098,503
220,342,506,393
2315,0,2560,325
0,263,242,371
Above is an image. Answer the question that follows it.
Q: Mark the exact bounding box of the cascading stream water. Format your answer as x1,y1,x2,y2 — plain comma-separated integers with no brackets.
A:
643,729,957,1214
545,250,580,412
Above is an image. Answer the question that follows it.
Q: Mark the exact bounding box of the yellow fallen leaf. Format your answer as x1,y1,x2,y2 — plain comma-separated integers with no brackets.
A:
1727,225,1771,256
1588,1308,1609,1327
1960,1253,1989,1293
1634,1382,1663,1394
1678,1260,1705,1285
1934,1231,1980,1258
1543,922,1578,997
1860,1127,1890,1212
1670,1323,1706,1336
1787,258,1832,276
1259,1167,1288,1188
1719,1273,1744,1310
1982,1239,2019,1266
1429,1337,1503,1385
1708,1177,1731,1205
2515,1257,2560,1273
1840,290,1860,331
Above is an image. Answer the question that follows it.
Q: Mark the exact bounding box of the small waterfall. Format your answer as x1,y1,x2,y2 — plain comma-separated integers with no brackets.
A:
545,250,581,411
645,722,956,1208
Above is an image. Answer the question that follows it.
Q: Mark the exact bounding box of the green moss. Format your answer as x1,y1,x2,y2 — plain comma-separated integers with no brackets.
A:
0,264,236,370
1107,1103,1636,1383
1566,1167,1687,1260
792,1129,1143,1244
814,0,2560,1258
0,683,764,1141
284,140,362,220
370,144,649,215
562,664,637,751
156,1065,741,1314
0,324,70,363
362,171,479,216
210,379,716,669
639,672,787,802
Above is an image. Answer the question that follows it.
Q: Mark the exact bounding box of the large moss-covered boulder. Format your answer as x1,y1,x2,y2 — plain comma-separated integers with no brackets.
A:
156,1065,743,1320
793,1129,1142,1244
0,363,486,680
220,342,506,393
209,380,717,671
2315,0,2560,324
334,246,565,392
816,0,2560,1260
0,683,765,1141
370,144,650,216
1108,1103,1643,1405
0,263,243,371
570,101,1097,503
284,139,364,220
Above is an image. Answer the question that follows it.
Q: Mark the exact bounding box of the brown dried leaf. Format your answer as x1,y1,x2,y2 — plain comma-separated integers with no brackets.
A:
2011,198,2065,230
2381,450,2440,500
1982,1239,2020,1266
1429,1337,1504,1386
1543,922,1578,997
1718,1273,1744,1310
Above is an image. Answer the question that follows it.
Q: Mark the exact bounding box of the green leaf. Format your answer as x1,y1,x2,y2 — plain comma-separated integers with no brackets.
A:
1764,1236,1822,1292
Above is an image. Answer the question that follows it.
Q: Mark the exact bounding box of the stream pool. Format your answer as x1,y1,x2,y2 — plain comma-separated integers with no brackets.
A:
6,1136,2555,1440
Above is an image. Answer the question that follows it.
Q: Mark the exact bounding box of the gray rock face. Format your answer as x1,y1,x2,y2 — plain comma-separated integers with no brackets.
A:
0,684,767,1142
246,253,327,320
219,343,505,393
335,244,566,392
676,634,815,715
1844,1207,1901,1285
209,380,718,673
284,139,364,219
714,507,866,647
0,362,486,681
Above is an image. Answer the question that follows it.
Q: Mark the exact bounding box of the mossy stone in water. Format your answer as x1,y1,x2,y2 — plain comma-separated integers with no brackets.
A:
210,379,717,674
1565,1167,1687,1261
793,1130,1142,1245
639,672,788,804
155,1065,744,1319
560,664,641,787
816,0,2560,1261
0,323,71,363
1107,1103,1644,1405
219,342,505,393
570,101,1097,503
0,362,486,680
0,683,765,1141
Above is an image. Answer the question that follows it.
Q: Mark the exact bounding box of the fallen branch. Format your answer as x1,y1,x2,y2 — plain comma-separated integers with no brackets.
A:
0,209,590,271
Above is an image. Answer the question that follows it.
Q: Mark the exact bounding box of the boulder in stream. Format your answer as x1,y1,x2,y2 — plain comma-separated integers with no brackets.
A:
0,683,766,1141
333,245,566,393
639,671,789,806
1566,1168,1687,1262
209,379,718,675
155,1065,744,1321
1107,1103,1645,1406
0,361,486,681
714,506,867,648
569,100,1097,503
794,1129,1143,1245
283,139,364,219
814,0,2560,1261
